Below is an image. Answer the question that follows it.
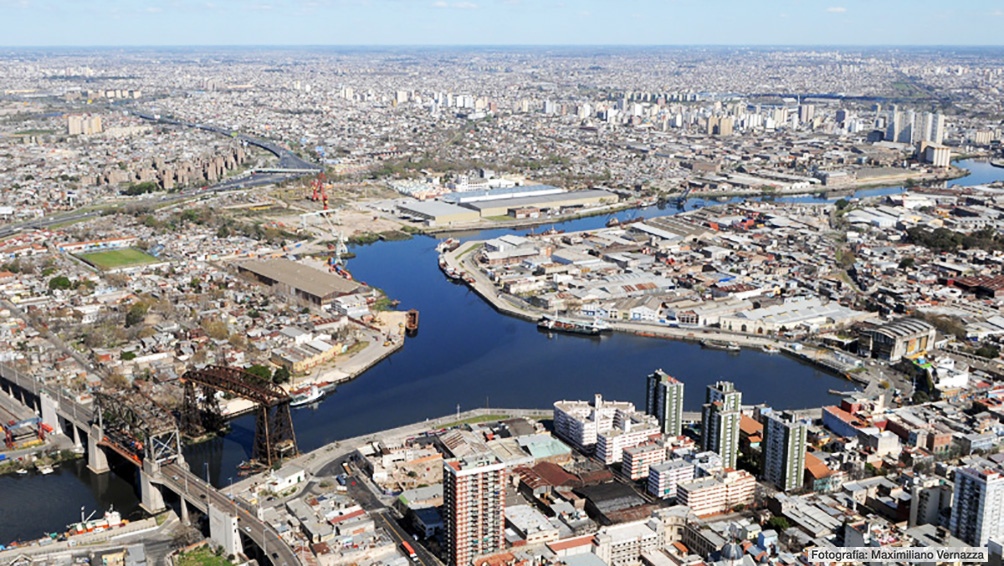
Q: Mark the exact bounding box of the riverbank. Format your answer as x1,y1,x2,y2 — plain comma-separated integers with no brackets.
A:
219,312,408,417
0,449,83,477
440,240,879,390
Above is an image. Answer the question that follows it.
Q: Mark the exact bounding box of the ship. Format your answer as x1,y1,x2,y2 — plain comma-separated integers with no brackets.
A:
537,315,611,336
66,507,127,537
435,238,461,253
438,257,462,281
405,309,419,335
290,385,324,407
762,344,780,354
700,340,741,352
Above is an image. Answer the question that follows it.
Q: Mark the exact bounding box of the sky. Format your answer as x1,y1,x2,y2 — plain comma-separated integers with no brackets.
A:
2,0,1004,47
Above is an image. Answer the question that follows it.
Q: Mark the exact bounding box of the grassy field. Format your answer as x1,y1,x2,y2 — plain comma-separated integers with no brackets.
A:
175,547,232,566
78,247,160,270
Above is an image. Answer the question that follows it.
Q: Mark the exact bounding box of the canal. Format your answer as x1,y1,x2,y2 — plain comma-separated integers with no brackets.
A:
2,159,1000,543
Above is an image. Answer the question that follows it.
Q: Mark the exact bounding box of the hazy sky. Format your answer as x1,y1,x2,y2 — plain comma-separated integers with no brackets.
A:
3,0,1004,47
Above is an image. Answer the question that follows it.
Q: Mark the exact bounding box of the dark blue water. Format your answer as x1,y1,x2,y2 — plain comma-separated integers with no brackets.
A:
3,159,1000,543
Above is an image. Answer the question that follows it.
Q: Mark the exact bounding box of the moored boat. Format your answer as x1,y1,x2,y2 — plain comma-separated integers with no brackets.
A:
290,385,323,407
762,344,780,354
66,507,127,537
405,309,419,335
435,238,461,253
537,315,611,336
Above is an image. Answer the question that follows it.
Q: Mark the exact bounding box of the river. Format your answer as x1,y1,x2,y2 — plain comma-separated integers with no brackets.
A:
1,159,1000,543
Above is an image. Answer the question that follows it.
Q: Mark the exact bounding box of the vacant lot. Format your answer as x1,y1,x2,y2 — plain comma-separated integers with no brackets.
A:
78,248,160,269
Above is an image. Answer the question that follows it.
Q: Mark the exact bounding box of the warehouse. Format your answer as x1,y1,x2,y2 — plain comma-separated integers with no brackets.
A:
442,184,564,204
865,318,936,362
396,199,481,226
461,189,619,218
238,258,366,307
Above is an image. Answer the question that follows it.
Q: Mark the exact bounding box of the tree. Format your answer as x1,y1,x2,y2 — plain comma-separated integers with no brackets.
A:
246,364,272,382
273,366,291,384
766,516,789,532
974,344,1000,359
201,318,229,340
898,257,915,269
834,198,850,211
125,302,150,328
105,371,129,390
48,276,72,291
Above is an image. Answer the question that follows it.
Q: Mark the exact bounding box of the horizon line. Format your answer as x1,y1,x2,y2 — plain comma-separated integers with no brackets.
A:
4,43,1004,50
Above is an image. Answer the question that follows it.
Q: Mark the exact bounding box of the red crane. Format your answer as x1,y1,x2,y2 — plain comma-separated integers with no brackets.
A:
310,172,326,202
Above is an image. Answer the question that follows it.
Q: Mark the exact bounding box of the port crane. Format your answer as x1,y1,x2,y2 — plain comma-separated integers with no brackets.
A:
309,172,329,210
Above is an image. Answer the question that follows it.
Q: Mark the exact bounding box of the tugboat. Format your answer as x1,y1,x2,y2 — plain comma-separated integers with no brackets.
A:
537,315,611,336
405,309,420,335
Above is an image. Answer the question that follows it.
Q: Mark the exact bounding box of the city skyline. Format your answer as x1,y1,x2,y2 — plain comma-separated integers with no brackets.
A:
3,0,1004,47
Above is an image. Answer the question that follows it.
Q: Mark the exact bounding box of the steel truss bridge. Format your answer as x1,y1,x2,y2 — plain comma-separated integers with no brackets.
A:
180,365,297,468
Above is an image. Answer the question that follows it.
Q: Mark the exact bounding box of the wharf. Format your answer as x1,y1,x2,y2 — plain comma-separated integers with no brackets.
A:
441,242,793,350
0,516,165,565
220,312,408,417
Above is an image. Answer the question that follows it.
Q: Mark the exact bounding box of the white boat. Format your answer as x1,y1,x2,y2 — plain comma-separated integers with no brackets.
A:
37,465,54,475
762,344,780,354
291,385,323,407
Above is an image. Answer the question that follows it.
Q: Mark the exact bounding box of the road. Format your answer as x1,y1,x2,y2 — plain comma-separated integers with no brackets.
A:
337,459,439,566
160,462,301,566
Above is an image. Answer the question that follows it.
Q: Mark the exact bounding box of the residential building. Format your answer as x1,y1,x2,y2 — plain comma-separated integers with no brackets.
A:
701,381,742,470
677,470,756,518
648,459,696,501
553,394,636,452
622,442,666,481
645,369,685,437
762,411,807,492
443,454,507,566
949,460,1004,546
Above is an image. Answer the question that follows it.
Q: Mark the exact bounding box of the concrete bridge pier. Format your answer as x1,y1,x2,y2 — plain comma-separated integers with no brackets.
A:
180,498,190,525
86,424,109,474
139,459,167,515
72,424,83,452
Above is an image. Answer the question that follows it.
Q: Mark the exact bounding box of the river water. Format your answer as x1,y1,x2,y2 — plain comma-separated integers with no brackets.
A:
2,159,1001,543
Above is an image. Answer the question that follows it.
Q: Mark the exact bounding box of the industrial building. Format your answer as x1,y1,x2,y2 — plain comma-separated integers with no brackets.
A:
238,258,365,307
396,199,481,226
460,189,618,218
441,184,564,204
864,318,936,363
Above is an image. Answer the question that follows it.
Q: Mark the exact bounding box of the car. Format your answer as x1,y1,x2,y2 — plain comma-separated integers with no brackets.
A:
245,526,252,533
171,475,179,481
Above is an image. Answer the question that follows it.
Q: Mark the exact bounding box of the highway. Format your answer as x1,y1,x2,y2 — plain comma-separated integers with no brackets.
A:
161,462,302,566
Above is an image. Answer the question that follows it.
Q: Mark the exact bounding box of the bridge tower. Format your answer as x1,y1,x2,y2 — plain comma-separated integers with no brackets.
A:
180,365,297,470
